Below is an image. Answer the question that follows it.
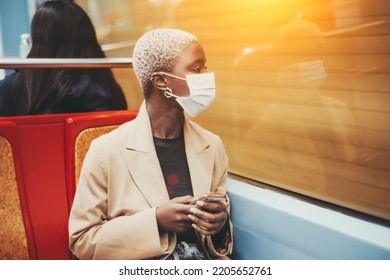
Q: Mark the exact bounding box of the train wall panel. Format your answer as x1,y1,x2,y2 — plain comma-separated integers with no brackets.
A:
228,178,390,260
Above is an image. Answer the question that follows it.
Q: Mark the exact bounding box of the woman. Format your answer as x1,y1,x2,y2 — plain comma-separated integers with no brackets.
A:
69,28,233,260
0,0,127,116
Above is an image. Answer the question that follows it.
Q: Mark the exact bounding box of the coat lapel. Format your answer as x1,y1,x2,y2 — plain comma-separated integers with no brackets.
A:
120,102,215,206
184,120,214,199
120,103,170,208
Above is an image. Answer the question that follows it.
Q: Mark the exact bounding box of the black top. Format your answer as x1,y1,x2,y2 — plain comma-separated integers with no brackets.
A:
153,134,198,244
0,73,14,115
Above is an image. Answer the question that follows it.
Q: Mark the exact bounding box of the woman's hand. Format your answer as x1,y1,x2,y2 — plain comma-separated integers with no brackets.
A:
188,198,228,236
156,195,196,233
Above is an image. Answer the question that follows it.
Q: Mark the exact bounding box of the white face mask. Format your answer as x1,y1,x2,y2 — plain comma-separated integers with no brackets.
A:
158,72,216,117
277,60,327,89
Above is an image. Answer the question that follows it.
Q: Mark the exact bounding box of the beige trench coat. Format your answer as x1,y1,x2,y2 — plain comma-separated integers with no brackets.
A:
68,102,233,259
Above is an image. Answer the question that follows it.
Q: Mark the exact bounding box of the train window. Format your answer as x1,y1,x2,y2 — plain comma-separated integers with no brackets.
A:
76,0,390,221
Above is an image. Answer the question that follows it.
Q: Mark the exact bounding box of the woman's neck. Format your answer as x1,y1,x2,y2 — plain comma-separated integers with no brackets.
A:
146,96,184,139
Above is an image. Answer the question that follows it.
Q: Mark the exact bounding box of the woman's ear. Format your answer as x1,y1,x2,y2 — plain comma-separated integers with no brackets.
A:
150,73,168,91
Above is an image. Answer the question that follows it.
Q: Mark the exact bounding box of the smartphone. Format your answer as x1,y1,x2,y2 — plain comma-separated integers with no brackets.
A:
199,193,226,202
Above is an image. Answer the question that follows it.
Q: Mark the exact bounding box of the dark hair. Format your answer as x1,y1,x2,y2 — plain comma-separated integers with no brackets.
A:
6,0,126,115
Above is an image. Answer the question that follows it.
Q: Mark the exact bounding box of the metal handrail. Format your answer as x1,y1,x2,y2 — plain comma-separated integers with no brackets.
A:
0,58,133,69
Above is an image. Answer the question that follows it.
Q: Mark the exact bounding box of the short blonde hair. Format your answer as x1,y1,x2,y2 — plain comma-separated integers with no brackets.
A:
132,28,197,95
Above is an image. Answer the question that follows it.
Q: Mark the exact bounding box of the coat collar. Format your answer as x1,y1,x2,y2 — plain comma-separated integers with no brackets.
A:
125,102,210,155
121,101,213,207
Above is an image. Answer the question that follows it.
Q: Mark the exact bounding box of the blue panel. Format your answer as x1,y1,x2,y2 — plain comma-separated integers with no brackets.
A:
227,178,390,260
0,0,30,57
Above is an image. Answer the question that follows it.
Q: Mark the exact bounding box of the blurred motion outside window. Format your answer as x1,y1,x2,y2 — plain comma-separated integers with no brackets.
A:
76,0,390,221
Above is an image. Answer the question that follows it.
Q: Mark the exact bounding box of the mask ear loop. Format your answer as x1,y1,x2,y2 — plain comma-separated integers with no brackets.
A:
164,88,175,98
150,73,178,99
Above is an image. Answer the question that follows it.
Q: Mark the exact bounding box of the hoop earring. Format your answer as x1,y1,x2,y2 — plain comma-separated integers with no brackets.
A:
164,88,174,98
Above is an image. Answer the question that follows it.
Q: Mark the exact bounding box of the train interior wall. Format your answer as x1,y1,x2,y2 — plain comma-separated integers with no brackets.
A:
228,178,390,259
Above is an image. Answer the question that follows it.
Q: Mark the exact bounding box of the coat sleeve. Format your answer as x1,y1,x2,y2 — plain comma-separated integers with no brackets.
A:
201,136,233,259
68,139,174,260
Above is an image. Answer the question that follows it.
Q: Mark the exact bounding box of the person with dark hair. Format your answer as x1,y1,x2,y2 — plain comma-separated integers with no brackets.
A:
69,28,233,260
0,0,127,116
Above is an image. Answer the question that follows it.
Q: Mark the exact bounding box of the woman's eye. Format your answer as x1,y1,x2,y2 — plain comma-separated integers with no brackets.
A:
192,66,207,73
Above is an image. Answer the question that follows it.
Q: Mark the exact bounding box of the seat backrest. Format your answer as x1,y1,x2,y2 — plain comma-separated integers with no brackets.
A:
0,122,36,259
64,111,138,210
1,114,78,259
0,110,137,259
73,125,119,186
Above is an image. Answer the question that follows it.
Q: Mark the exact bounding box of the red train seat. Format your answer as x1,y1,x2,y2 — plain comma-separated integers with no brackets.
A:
64,111,138,211
0,110,137,259
0,121,36,259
